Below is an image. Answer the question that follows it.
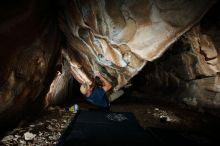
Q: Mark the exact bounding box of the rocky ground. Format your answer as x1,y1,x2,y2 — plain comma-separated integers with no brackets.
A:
1,96,220,146
0,107,73,146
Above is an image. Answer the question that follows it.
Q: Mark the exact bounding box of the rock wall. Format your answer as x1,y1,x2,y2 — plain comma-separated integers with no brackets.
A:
59,0,214,91
0,0,62,128
131,13,220,109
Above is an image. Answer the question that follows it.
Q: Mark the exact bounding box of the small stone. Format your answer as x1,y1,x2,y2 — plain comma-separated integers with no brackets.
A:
24,132,36,140
154,108,159,111
37,122,44,125
15,135,21,138
13,136,19,141
49,135,56,140
1,135,14,142
52,119,57,122
47,125,53,130
29,124,35,127
166,117,172,122
20,140,26,145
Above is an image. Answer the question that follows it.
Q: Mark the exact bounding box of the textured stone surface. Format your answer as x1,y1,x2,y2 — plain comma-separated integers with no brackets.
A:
59,0,214,91
0,0,218,128
131,23,220,108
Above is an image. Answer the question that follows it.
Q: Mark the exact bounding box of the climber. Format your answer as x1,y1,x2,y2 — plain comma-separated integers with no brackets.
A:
80,72,112,109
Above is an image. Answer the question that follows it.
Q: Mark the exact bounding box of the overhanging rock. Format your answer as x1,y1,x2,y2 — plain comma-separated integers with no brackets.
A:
59,0,215,91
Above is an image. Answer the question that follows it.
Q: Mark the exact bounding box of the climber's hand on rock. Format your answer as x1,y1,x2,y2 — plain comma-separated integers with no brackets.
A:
94,71,101,77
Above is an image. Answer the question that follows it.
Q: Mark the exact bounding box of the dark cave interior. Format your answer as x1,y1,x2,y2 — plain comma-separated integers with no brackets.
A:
1,0,220,145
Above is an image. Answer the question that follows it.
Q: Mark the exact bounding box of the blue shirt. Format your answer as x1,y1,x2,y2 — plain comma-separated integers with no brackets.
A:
85,87,110,108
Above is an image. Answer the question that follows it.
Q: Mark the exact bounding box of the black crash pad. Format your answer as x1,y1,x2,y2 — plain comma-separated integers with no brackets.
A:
56,110,152,146
56,110,216,146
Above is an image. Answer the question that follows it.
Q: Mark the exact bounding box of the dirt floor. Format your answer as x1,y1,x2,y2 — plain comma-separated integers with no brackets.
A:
1,96,220,145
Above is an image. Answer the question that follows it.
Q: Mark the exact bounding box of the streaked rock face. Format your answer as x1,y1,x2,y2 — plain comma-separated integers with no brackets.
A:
0,0,219,127
59,0,214,91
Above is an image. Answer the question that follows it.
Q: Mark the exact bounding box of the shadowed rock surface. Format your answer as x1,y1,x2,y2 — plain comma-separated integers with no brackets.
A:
0,0,62,129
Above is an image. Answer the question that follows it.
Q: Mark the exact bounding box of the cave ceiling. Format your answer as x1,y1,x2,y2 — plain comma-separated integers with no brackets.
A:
60,0,215,90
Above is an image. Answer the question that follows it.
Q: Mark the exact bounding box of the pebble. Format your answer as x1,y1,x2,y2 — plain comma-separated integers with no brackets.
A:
24,132,36,140
1,135,14,142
